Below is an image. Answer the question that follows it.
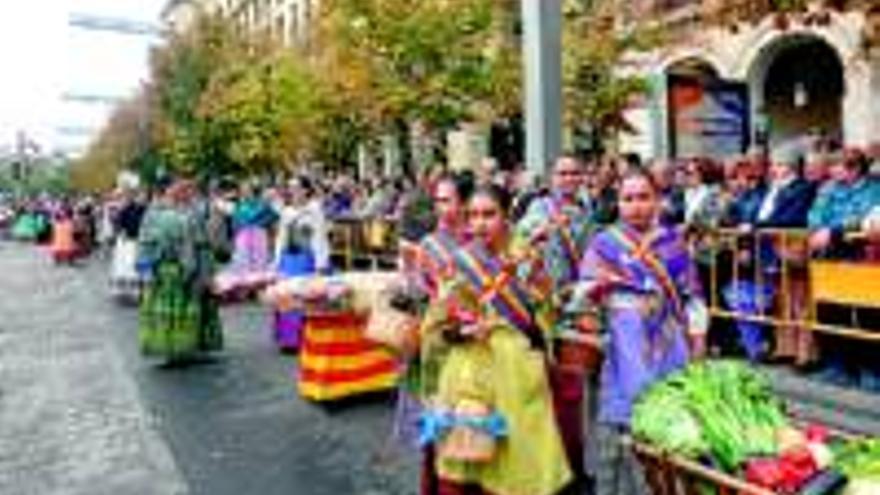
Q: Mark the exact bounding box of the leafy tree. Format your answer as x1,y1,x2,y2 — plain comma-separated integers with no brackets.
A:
70,91,153,192
562,0,659,148
314,0,521,170
197,48,323,176
148,12,242,178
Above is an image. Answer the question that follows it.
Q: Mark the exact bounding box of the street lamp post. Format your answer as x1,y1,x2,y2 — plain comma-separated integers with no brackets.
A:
521,0,563,178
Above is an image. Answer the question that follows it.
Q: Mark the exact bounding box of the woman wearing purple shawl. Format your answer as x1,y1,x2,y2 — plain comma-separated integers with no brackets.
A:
577,169,707,495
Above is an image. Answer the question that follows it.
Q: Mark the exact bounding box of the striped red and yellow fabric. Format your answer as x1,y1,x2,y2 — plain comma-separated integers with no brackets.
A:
297,312,399,401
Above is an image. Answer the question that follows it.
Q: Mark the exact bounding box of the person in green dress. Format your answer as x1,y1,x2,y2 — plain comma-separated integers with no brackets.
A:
137,179,222,364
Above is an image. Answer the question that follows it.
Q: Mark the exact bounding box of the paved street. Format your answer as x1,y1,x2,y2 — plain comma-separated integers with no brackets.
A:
0,241,417,495
3,240,880,495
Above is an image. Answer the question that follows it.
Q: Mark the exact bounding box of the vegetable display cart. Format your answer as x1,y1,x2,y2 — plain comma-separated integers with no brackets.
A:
297,310,399,402
631,438,776,495
628,361,873,495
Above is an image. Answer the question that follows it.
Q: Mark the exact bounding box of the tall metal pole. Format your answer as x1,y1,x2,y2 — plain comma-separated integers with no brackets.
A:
521,0,563,178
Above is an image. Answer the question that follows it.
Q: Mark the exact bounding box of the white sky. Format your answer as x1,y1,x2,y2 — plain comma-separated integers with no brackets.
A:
0,0,166,155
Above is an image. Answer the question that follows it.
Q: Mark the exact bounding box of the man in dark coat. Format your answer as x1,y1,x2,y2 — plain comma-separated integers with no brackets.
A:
754,146,816,228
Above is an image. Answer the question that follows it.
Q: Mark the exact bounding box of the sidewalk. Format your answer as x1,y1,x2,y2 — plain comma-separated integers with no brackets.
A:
0,243,187,495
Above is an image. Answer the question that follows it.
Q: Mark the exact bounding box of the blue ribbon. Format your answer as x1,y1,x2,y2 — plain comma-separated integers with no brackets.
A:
417,409,508,447
135,257,156,278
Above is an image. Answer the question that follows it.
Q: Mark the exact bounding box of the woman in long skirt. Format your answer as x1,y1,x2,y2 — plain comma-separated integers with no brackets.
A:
214,184,278,298
395,174,470,494
50,203,78,264
137,180,222,364
419,185,571,495
578,169,707,495
110,192,147,303
272,177,330,351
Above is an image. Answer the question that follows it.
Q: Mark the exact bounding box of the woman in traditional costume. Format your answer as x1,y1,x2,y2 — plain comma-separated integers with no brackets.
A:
72,198,97,258
577,169,707,495
137,180,223,364
515,156,596,490
50,202,78,264
392,174,471,494
271,177,331,351
13,201,50,243
215,183,278,298
110,191,147,303
419,185,572,495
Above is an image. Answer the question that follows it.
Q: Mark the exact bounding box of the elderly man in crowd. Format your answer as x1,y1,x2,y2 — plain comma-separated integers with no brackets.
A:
752,146,817,364
809,149,879,257
808,149,880,389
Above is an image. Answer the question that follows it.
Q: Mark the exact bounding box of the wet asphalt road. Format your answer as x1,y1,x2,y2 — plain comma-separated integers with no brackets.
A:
5,239,879,495
0,241,417,495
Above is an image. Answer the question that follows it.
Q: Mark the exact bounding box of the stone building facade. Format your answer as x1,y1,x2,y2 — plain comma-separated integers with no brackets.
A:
620,0,880,160
162,0,319,46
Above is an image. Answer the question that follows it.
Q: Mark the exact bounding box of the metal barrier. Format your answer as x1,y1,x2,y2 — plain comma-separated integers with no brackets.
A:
694,227,880,344
328,217,399,271
328,221,880,343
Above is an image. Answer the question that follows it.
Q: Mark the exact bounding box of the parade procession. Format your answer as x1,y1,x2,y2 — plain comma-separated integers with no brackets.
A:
4,0,880,494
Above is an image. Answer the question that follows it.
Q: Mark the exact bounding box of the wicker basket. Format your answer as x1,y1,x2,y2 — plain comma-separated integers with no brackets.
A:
364,304,419,353
437,400,498,463
632,439,777,495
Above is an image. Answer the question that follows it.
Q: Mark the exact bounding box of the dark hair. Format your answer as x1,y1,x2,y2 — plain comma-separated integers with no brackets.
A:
624,153,643,169
471,184,513,215
297,176,316,197
844,149,870,175
436,171,475,203
154,175,173,193
689,157,724,185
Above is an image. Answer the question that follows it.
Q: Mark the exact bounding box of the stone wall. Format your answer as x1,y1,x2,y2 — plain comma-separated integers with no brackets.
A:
622,8,880,159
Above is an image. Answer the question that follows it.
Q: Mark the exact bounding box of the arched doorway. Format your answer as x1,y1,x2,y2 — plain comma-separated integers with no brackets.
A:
665,57,750,158
749,34,845,149
667,57,720,82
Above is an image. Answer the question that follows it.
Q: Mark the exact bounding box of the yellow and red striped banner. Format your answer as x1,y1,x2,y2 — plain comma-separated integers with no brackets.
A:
297,312,398,401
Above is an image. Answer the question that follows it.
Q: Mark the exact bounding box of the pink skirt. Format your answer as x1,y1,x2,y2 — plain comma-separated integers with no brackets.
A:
214,227,275,295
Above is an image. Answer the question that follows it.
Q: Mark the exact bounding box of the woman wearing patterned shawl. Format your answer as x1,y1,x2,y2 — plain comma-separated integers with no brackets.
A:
137,179,223,364
418,185,571,495
578,169,706,495
394,174,471,495
214,183,278,297
515,156,595,489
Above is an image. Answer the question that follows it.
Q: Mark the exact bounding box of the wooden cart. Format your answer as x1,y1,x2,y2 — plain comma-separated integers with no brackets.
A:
631,439,776,495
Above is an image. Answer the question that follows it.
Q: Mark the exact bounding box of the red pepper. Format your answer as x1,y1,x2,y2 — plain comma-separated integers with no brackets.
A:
805,424,829,444
778,447,819,492
746,449,819,492
745,458,784,489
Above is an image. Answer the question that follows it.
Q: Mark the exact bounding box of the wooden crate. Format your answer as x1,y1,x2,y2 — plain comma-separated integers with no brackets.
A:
631,440,775,495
